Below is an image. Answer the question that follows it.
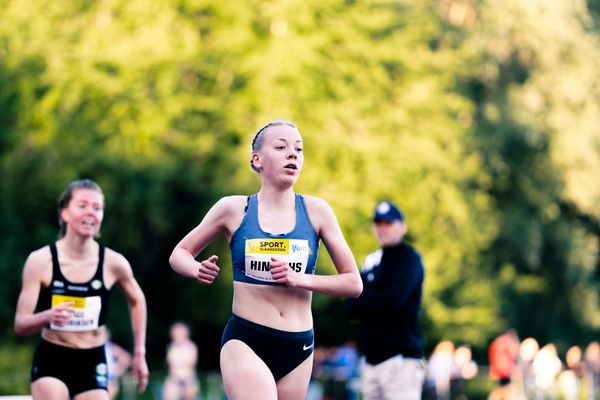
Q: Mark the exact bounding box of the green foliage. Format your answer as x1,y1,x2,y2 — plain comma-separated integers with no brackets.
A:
465,0,600,349
1,0,599,381
0,342,33,395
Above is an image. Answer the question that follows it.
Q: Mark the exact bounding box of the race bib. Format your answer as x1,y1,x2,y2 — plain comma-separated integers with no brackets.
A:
244,238,310,282
50,294,101,331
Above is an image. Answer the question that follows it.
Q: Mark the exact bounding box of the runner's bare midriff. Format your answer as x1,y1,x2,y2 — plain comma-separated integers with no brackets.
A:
232,281,313,332
42,326,106,349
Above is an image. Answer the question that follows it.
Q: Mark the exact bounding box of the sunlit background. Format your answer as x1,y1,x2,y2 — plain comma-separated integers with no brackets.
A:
1,0,600,398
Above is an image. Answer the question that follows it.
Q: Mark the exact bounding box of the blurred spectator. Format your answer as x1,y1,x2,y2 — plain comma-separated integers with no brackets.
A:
451,345,478,400
564,345,585,399
306,346,328,400
488,329,520,400
163,322,199,400
558,369,578,400
105,329,132,400
424,341,455,400
532,343,562,399
518,337,539,399
584,341,600,399
329,341,360,400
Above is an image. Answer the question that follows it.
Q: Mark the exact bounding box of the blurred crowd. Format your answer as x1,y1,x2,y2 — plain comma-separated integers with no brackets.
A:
105,327,600,399
304,332,600,400
484,329,600,400
305,340,477,400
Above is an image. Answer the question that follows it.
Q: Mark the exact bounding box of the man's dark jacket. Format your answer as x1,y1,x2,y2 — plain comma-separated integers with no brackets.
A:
347,241,424,365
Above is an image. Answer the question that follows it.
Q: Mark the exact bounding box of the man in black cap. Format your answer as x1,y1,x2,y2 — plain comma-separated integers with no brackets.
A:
348,200,426,400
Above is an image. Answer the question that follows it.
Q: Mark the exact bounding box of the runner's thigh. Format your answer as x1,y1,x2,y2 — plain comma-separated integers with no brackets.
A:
220,339,278,400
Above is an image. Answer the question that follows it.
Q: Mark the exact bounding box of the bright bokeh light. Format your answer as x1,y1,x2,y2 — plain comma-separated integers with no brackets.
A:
519,337,539,362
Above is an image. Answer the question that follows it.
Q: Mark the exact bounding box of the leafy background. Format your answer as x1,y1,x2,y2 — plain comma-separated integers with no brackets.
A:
1,0,600,397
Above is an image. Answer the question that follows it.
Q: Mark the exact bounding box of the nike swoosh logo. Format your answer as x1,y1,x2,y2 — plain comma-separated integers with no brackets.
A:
303,343,314,351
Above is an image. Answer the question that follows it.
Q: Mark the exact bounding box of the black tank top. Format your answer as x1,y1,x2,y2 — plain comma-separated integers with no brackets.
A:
36,243,110,331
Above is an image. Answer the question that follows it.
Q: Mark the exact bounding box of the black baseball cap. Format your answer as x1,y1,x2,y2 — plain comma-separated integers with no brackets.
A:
373,201,404,222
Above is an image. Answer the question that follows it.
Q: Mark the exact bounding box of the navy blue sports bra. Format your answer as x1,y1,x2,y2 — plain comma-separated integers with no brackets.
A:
229,194,319,285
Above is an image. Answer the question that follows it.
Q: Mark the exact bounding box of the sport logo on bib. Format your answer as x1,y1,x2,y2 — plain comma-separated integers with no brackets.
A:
51,294,102,331
245,239,310,282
